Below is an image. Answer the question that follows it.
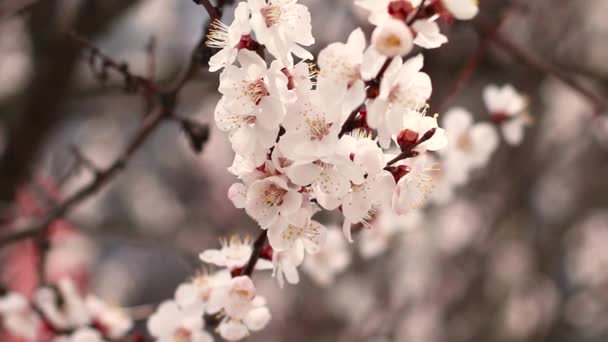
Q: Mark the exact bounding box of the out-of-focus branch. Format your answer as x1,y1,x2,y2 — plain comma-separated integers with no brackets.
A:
478,23,608,115
0,106,165,249
0,0,140,215
69,30,159,94
0,0,220,249
0,0,37,21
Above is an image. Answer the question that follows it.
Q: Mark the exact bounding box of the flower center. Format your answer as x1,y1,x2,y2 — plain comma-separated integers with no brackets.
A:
282,224,304,242
305,117,332,141
246,78,270,105
263,185,287,206
260,5,282,27
383,34,403,48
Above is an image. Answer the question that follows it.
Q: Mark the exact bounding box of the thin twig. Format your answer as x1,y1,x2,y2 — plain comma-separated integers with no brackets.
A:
69,31,158,94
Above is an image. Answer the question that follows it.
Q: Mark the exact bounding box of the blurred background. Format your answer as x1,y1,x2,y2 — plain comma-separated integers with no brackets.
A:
1,0,608,341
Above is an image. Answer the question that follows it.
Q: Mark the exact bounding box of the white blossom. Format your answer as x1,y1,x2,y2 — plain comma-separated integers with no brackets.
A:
0,292,40,341
412,19,448,49
303,228,351,286
200,235,273,271
147,300,212,342
441,0,479,20
248,0,315,67
86,295,133,340
355,0,423,26
245,175,302,228
272,247,304,287
392,154,440,214
207,276,271,340
439,107,498,185
207,2,252,72
267,207,327,254
367,54,433,148
371,18,414,57
483,84,530,146
34,278,91,330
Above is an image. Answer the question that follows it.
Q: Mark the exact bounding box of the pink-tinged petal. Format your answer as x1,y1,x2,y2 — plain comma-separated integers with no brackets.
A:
258,96,285,129
371,171,397,206
268,218,290,251
343,80,366,118
379,56,403,95
244,306,271,331
425,127,448,151
147,301,180,337
342,191,370,223
317,166,350,198
317,76,347,105
284,4,315,45
442,107,473,139
228,183,247,209
355,145,385,177
255,259,274,270
314,189,342,210
290,41,314,61
303,220,327,254
286,162,322,186
366,98,388,129
175,283,200,309
237,49,266,70
280,190,302,216
412,20,448,49
218,320,249,341
209,47,238,72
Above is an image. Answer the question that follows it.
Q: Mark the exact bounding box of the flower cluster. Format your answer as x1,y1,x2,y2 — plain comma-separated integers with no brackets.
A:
211,0,464,291
433,83,530,203
147,1,532,341
147,270,270,341
0,278,133,342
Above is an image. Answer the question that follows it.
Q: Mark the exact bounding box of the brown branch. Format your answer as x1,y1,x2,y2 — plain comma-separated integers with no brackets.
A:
241,230,268,276
0,0,220,249
437,42,487,112
0,0,37,21
0,0,141,215
69,31,158,94
0,106,165,249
